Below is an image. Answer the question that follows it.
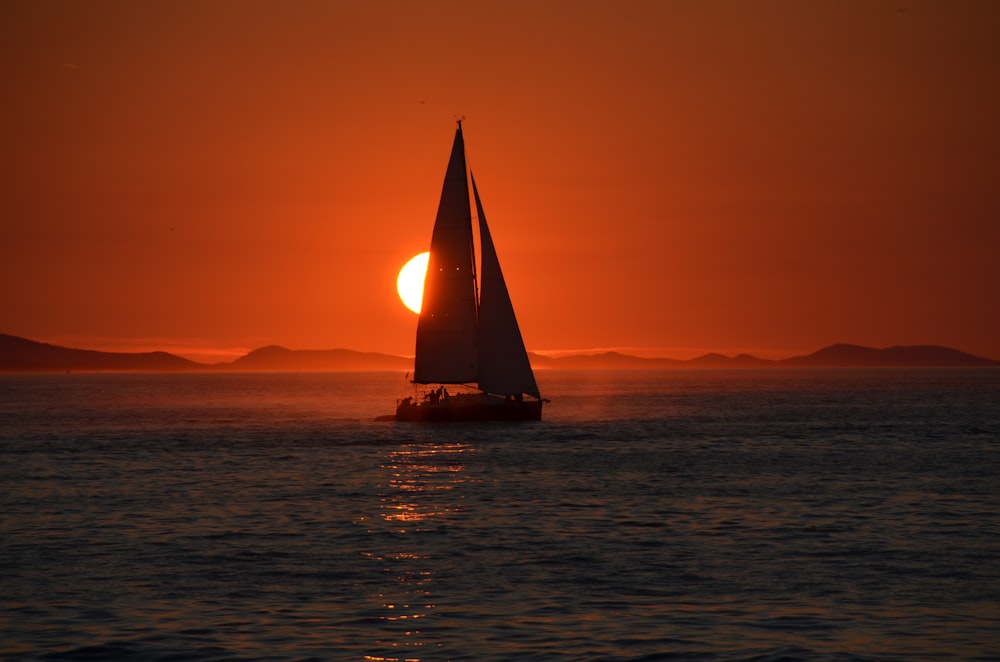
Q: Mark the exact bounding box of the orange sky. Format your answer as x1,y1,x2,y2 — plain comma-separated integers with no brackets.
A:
3,0,999,362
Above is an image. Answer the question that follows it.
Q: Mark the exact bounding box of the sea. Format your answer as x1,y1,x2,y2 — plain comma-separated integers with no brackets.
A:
1,369,998,661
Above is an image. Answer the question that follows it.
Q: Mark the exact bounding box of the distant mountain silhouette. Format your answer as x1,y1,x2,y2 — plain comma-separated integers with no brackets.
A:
526,351,772,369
0,333,202,372
0,334,996,372
778,343,998,367
228,345,411,371
527,351,685,369
689,352,776,368
529,344,996,369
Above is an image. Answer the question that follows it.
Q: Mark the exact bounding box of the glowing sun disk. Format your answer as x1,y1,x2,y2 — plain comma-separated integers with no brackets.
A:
397,252,429,314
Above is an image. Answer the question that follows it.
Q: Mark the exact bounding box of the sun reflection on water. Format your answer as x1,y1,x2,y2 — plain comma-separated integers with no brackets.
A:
362,442,472,661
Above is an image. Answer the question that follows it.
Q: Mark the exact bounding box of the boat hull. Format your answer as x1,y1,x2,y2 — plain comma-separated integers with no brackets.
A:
385,393,542,422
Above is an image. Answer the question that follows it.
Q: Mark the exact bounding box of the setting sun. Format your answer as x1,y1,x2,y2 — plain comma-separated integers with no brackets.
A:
396,252,429,314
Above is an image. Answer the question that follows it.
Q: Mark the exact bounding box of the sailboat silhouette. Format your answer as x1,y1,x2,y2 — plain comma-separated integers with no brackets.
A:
387,122,543,422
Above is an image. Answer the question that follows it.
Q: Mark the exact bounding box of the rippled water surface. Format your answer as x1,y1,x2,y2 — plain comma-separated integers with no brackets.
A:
2,369,998,660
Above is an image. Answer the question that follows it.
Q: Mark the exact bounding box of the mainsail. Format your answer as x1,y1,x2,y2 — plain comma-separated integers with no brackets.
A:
412,123,540,400
413,125,479,384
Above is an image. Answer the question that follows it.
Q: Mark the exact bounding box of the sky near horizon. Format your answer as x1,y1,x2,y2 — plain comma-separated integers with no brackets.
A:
3,0,999,362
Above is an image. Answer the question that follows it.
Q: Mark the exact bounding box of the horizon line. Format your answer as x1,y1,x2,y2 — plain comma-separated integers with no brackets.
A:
5,333,998,364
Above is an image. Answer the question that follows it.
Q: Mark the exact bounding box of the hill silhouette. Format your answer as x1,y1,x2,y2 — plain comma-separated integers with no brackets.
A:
779,343,998,368
0,333,996,372
527,350,775,369
228,345,411,371
0,333,202,372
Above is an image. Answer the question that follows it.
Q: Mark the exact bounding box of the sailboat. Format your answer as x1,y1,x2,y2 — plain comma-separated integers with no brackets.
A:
388,122,543,422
